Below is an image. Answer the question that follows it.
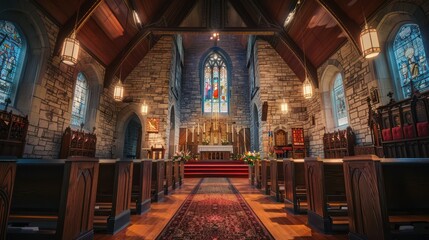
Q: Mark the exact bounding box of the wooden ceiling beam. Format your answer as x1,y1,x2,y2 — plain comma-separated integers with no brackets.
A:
103,0,198,88
315,0,362,55
248,0,319,88
150,27,277,35
53,0,103,56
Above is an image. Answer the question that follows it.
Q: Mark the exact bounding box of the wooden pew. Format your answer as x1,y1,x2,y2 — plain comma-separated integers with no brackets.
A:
270,159,285,202
261,159,271,195
93,159,133,234
178,160,185,186
172,160,179,190
283,158,307,214
304,157,348,233
131,159,152,215
164,159,173,195
7,158,99,240
1,159,16,239
343,155,429,240
255,160,262,189
151,159,165,202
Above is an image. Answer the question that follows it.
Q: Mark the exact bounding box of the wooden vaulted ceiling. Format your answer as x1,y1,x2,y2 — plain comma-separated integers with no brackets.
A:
33,0,387,88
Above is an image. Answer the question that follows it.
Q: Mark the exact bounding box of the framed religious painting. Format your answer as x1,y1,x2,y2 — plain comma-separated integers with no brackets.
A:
147,118,160,133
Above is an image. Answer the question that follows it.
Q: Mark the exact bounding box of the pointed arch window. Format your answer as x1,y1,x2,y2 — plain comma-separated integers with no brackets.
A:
393,23,429,97
332,73,348,127
71,72,89,126
0,20,25,106
202,52,229,113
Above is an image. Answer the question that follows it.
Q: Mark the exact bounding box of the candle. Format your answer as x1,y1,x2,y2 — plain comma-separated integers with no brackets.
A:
204,123,206,132
227,123,229,133
186,128,188,144
243,127,246,152
192,126,194,142
198,123,200,135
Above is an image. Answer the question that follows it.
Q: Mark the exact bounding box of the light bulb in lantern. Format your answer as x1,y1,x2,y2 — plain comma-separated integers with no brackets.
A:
281,100,289,113
360,24,380,59
61,31,80,66
113,80,124,102
303,77,313,99
141,101,148,115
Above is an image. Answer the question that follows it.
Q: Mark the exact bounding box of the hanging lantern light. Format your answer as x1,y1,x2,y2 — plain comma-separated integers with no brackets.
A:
141,101,148,115
61,31,80,66
113,80,124,101
281,99,289,113
360,24,381,59
303,77,313,99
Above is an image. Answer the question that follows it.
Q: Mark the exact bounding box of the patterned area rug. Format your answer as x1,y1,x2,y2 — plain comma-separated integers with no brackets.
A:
157,178,273,240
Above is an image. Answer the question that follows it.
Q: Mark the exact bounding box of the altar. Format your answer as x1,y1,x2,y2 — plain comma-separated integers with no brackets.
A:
198,145,233,161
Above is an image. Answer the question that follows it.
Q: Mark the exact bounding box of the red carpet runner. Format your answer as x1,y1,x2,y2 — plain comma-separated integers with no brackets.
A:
156,178,273,240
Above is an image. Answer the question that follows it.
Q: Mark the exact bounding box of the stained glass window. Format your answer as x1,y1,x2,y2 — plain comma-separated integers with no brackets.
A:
203,52,228,113
71,72,89,126
393,24,429,98
333,73,348,127
0,20,24,106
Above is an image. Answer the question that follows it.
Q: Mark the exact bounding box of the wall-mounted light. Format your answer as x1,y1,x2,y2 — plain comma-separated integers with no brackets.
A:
141,101,148,115
281,99,289,113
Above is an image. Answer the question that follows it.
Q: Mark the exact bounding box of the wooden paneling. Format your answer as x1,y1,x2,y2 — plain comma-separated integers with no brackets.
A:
131,160,152,215
151,160,165,202
164,159,173,195
283,158,307,214
270,159,284,202
261,159,271,195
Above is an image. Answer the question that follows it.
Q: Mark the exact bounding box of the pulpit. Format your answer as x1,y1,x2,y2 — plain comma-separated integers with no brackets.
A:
197,145,233,160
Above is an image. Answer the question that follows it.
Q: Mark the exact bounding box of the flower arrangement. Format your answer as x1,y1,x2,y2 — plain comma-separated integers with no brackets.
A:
202,138,210,145
173,150,192,162
221,139,230,145
241,151,261,166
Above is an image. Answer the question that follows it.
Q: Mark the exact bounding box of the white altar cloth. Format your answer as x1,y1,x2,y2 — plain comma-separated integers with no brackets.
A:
197,145,233,153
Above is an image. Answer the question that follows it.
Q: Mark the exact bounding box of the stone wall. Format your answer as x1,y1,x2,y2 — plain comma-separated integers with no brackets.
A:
251,40,307,156
122,36,174,156
180,35,250,135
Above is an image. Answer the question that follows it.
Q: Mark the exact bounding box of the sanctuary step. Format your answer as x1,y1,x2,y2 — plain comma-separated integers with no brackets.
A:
184,160,248,178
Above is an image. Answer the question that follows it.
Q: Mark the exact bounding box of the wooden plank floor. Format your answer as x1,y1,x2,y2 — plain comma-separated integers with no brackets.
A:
94,178,347,240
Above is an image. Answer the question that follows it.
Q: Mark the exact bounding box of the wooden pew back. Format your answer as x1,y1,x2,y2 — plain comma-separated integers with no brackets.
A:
151,160,165,202
261,160,271,194
283,159,306,214
131,159,152,215
270,159,284,201
9,158,99,240
343,156,429,240
0,159,16,239
304,157,347,233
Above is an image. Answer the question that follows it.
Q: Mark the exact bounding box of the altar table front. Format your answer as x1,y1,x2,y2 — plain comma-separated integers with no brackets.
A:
197,145,233,160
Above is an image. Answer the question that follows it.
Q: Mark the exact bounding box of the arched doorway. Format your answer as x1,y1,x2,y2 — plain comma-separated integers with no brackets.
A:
169,106,176,158
253,104,260,151
123,113,142,159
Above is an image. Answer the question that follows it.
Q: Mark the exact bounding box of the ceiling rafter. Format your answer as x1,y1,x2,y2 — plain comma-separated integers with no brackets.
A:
247,0,319,88
53,0,103,56
103,0,198,88
315,0,362,56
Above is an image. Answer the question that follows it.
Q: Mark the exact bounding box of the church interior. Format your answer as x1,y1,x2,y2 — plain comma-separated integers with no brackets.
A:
1,0,429,239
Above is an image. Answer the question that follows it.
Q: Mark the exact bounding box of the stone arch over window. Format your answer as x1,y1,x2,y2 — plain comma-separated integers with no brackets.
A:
71,59,103,131
320,62,349,131
200,47,232,114
0,1,50,115
372,2,429,102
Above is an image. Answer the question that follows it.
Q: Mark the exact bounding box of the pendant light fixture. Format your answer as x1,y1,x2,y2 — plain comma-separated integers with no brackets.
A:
61,1,81,65
113,77,124,101
359,1,380,58
281,99,289,114
302,35,313,99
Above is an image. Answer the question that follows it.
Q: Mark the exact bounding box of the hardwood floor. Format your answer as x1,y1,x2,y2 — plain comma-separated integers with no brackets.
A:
94,178,347,240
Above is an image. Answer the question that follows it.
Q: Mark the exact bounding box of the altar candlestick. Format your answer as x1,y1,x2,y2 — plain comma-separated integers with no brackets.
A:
204,123,206,132
227,123,229,133
185,128,188,145
192,126,194,142
198,123,200,135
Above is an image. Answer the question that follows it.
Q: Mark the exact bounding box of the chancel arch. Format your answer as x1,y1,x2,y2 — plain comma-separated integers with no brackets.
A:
200,47,232,115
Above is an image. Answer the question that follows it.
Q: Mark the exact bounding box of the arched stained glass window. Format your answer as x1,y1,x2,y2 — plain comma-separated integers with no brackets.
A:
332,73,348,127
71,72,89,126
393,24,429,97
0,20,25,106
203,52,228,113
